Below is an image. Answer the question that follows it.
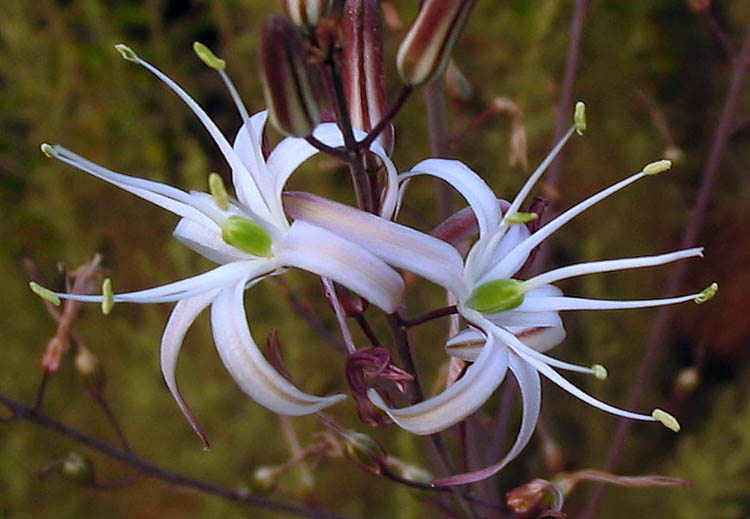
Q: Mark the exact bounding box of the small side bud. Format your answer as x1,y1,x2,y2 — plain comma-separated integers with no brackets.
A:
466,278,526,314
249,466,279,495
282,0,331,28
260,15,321,137
396,0,477,86
61,452,96,486
29,281,61,306
674,366,700,395
397,463,433,484
221,216,274,257
574,101,587,135
114,44,138,62
208,173,230,211
342,431,386,475
342,0,394,154
652,409,680,432
643,159,672,176
506,478,557,514
40,143,56,158
591,364,608,380
75,347,106,396
101,278,114,315
193,42,226,70
694,282,718,304
505,212,539,225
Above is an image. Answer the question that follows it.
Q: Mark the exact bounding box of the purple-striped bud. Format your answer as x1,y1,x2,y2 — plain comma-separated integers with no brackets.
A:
396,0,476,86
261,16,321,137
342,0,394,154
282,0,331,27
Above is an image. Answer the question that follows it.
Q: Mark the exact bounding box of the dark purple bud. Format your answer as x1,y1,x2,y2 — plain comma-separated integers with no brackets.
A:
261,16,321,136
282,0,331,27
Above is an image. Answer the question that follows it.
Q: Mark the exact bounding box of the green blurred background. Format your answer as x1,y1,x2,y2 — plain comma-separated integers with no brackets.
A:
1,1,749,517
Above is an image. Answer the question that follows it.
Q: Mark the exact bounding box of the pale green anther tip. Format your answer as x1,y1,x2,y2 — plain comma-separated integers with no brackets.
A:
652,409,680,432
40,143,55,158
193,42,226,71
29,281,61,306
114,44,138,62
101,278,114,315
694,282,718,304
591,364,608,380
208,173,229,211
574,101,587,135
643,159,672,176
505,212,539,225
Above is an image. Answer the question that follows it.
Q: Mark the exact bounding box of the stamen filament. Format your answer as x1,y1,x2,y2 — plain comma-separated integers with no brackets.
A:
516,292,702,312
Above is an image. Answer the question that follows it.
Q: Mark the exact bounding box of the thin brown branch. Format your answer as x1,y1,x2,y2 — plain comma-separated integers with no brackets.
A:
0,391,357,519
580,21,750,519
401,305,458,328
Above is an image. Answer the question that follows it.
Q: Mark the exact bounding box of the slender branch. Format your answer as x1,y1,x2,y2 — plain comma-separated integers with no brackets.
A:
0,391,357,519
352,313,382,348
357,86,413,150
580,22,750,519
306,136,353,161
93,394,132,453
424,77,456,218
401,305,458,328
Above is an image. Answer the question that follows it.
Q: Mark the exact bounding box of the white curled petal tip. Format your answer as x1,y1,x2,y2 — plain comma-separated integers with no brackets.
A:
406,158,501,239
211,281,346,415
160,289,220,448
368,333,509,435
445,328,485,361
283,192,469,299
278,220,405,313
434,353,541,486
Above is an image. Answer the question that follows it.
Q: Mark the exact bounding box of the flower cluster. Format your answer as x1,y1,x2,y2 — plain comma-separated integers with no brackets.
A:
31,1,716,485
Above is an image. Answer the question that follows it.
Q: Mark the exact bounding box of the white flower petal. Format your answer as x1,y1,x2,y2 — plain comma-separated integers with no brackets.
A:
278,221,405,313
232,111,276,220
210,281,346,415
284,192,469,298
434,352,541,486
474,223,531,284
405,158,501,239
368,331,509,435
160,289,220,447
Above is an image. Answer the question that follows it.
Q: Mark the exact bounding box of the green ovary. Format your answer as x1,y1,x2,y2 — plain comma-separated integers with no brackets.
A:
466,278,526,314
222,216,274,257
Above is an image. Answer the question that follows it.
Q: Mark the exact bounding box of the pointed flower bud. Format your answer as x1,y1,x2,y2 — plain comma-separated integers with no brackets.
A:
249,466,279,495
342,0,394,154
61,452,96,486
75,347,106,396
466,278,526,313
506,479,559,514
261,15,321,137
221,216,274,257
396,0,477,86
282,0,331,28
342,431,386,474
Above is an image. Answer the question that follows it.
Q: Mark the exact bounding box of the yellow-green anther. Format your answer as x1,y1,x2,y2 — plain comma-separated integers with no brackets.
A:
221,216,273,257
574,101,587,135
101,278,114,315
467,278,526,314
643,159,672,176
591,364,608,380
282,0,331,27
396,0,477,86
651,409,680,432
208,172,229,210
40,143,55,158
114,44,138,62
260,16,321,137
193,42,226,70
29,281,61,306
505,212,539,225
694,282,718,304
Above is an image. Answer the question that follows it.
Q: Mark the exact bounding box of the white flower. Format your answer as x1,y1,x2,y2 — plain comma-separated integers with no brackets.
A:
285,120,716,484
38,45,405,446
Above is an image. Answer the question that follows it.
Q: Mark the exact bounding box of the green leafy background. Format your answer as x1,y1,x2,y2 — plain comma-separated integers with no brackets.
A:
1,1,749,517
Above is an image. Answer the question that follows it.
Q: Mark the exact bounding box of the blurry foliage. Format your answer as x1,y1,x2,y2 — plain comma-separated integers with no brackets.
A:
1,0,748,518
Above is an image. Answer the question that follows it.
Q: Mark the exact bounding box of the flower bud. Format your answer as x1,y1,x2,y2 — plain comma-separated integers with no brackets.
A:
282,0,331,28
75,346,106,396
342,431,386,474
342,0,394,154
506,478,557,514
61,452,96,486
396,0,476,86
249,466,279,495
260,16,321,137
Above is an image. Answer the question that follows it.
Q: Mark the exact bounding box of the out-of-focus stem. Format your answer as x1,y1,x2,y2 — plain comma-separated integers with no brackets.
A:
581,22,750,519
424,78,456,218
